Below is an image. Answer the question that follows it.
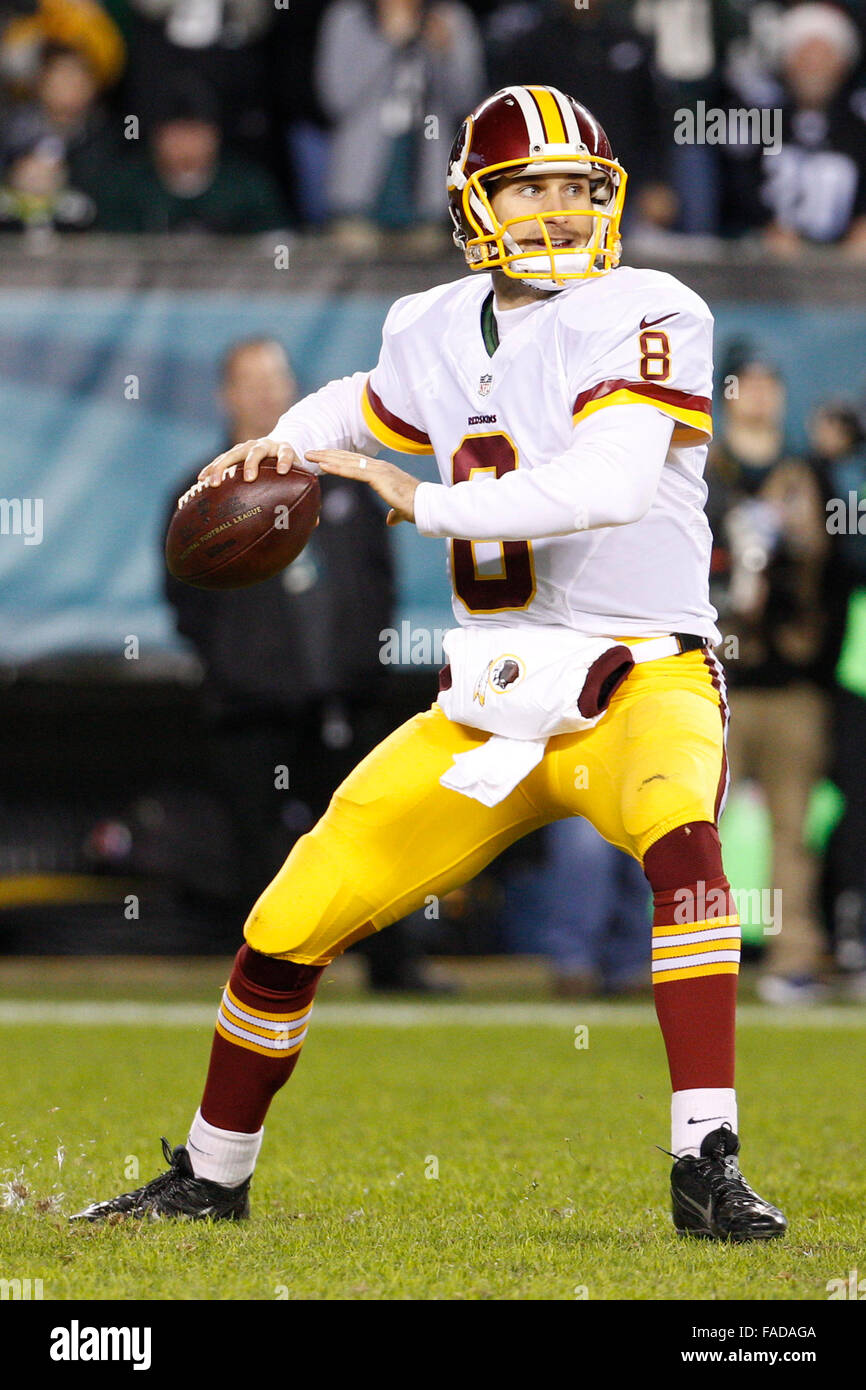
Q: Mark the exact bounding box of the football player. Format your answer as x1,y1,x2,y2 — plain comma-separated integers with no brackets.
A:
74,87,786,1241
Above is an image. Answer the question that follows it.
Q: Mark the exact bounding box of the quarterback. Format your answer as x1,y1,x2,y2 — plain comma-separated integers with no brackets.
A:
74,87,786,1240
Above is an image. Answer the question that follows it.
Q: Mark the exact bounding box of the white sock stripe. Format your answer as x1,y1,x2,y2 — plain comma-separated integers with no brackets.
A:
220,990,313,1034
218,1012,309,1051
652,926,742,949
652,950,741,972
217,1009,309,1052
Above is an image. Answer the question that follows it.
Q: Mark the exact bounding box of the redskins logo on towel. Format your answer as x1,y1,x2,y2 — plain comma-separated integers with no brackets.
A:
473,654,525,707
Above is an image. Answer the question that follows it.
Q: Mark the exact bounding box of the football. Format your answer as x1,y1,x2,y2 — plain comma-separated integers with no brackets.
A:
165,460,321,589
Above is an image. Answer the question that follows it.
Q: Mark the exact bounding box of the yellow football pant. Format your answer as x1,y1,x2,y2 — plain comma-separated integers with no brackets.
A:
244,646,728,964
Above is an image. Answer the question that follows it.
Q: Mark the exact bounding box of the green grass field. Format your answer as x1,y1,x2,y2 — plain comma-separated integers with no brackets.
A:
0,962,864,1302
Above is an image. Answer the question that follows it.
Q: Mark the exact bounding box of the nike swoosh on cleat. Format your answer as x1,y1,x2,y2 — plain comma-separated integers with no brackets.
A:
687,1116,728,1125
676,1190,714,1226
640,312,677,329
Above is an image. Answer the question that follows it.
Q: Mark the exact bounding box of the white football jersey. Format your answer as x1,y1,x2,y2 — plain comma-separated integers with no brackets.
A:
360,266,720,643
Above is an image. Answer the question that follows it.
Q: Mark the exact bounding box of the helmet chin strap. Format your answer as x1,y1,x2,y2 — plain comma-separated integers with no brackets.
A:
501,230,596,290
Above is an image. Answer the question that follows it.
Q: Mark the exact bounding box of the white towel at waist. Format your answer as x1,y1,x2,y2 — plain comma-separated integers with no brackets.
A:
437,626,686,806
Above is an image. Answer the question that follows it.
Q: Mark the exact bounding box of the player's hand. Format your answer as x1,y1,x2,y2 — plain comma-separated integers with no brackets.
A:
197,438,303,486
307,449,419,526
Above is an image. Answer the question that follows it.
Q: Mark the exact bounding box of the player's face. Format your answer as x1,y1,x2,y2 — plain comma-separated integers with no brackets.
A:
489,173,595,254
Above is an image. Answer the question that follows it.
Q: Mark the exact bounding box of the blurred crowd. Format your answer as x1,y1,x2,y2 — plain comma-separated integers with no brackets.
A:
1,0,866,253
703,354,866,1003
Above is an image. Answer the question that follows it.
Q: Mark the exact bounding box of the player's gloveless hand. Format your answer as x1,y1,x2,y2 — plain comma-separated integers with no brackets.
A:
197,438,306,486
307,449,419,525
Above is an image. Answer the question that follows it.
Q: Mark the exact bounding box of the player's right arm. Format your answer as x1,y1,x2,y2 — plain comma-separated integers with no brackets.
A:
197,370,381,486
196,435,299,485
197,296,430,487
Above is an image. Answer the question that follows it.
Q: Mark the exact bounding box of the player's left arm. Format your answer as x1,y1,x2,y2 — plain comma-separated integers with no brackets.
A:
307,405,673,534
307,448,421,525
308,405,676,535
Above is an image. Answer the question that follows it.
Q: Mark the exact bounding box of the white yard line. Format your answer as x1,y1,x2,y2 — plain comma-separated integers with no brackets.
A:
0,1000,863,1028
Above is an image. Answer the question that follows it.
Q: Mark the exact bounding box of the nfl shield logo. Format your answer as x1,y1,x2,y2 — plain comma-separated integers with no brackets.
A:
478,373,493,397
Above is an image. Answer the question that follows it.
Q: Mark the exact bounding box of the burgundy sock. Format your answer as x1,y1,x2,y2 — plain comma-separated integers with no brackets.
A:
644,823,739,1091
200,944,324,1133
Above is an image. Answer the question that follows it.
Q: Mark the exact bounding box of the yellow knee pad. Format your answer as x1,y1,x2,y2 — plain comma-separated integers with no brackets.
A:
621,753,720,861
242,828,375,965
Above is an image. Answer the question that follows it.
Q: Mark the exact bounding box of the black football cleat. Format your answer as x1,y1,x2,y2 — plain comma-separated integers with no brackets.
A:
670,1125,787,1242
69,1137,251,1224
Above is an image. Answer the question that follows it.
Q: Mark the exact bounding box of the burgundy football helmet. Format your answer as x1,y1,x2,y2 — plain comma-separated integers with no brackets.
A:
447,86,627,287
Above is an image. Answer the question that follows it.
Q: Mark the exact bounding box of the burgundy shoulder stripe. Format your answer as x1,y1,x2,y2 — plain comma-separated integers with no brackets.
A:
366,384,431,446
573,379,711,417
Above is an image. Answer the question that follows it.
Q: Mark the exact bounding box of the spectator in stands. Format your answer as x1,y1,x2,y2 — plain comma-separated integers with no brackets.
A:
811,400,866,670
486,0,678,235
121,0,276,170
314,0,485,255
164,338,441,991
705,355,829,1003
0,130,95,232
273,0,332,225
809,399,866,994
0,0,123,95
633,0,750,235
93,75,288,233
0,41,121,194
723,2,866,252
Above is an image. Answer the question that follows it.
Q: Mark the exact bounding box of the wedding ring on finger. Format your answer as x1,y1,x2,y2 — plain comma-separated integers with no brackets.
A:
357,456,368,469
